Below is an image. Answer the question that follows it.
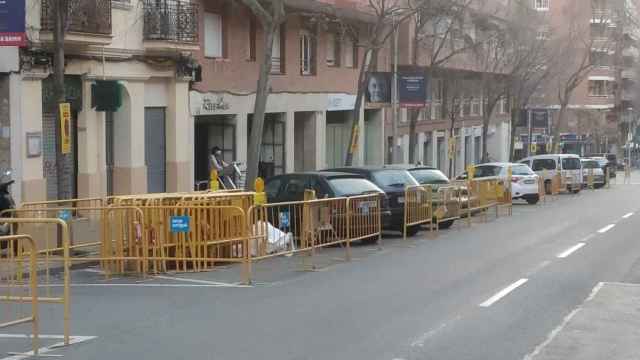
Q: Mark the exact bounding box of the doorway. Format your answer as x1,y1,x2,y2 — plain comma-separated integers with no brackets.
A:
144,107,166,193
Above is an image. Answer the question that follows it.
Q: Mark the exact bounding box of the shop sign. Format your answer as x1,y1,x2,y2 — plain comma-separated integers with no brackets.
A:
327,94,356,111
0,0,26,47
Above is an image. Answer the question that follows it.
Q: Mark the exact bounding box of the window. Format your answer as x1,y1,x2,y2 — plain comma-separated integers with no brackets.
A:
204,12,223,58
536,29,549,40
533,0,549,10
431,79,444,120
471,97,481,116
343,37,357,68
590,23,608,39
532,158,556,171
474,165,501,177
590,50,611,67
498,96,509,114
300,30,316,75
562,157,581,170
588,80,613,97
328,178,381,197
326,33,340,67
462,98,471,117
271,25,285,74
265,178,282,199
511,165,535,175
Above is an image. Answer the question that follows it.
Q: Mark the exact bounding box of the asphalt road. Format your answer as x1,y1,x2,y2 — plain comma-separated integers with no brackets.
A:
3,174,640,360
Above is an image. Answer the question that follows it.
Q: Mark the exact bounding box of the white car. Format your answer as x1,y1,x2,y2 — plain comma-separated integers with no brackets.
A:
580,158,606,188
458,162,541,204
519,154,583,194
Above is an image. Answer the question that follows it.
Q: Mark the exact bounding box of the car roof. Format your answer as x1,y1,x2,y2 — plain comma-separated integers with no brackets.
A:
382,164,438,171
324,166,406,173
475,162,524,167
267,171,365,180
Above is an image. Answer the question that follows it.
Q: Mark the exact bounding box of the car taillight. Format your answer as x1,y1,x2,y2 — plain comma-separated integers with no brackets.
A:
511,176,522,183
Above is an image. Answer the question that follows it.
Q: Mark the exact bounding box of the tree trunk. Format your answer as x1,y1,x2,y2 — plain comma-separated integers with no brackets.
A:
345,48,375,166
552,102,568,153
245,23,276,190
54,0,68,200
509,108,518,161
481,98,499,163
407,110,419,164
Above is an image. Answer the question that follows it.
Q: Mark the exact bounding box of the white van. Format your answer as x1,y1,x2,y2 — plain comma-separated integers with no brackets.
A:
519,154,583,193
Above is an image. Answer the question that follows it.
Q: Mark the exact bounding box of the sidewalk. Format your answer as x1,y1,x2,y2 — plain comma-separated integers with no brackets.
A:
527,282,640,360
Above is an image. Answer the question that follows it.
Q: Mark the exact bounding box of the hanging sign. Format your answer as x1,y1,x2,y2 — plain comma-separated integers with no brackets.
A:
59,103,72,154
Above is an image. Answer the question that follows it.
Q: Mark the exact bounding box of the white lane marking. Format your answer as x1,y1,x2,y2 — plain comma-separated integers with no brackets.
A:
622,212,634,219
557,243,586,259
153,275,248,287
581,234,596,242
525,261,551,277
522,282,603,360
0,336,97,360
597,224,616,233
479,279,529,307
409,315,462,348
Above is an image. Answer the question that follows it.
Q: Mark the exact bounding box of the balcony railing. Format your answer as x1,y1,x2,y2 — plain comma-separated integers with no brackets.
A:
271,57,282,74
143,0,198,43
41,0,112,35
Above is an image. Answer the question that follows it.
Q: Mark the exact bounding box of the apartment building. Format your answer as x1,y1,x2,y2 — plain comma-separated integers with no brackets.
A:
527,0,640,156
393,0,514,176
7,0,201,203
190,0,387,185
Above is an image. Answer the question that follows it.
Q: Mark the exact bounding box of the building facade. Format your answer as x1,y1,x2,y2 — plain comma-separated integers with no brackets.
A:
527,0,640,157
189,0,387,187
11,0,200,203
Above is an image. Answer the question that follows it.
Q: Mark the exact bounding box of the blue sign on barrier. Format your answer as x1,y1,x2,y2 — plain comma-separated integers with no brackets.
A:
57,210,71,222
170,216,190,233
279,211,290,228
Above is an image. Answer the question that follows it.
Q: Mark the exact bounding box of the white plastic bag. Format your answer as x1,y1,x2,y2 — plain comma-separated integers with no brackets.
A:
251,221,295,256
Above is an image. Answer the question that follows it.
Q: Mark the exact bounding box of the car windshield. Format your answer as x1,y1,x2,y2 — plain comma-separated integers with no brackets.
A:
532,158,557,171
474,165,502,178
328,178,381,196
511,165,535,175
372,170,419,187
594,158,608,166
582,160,599,169
562,158,581,170
408,169,450,184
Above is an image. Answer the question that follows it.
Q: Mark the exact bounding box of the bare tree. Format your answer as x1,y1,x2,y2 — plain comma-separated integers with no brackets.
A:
404,0,479,164
548,0,618,151
53,0,73,200
343,0,420,166
240,0,286,190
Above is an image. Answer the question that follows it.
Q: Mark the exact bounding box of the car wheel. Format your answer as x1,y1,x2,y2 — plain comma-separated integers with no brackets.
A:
405,225,420,237
571,188,580,194
359,236,380,245
544,181,552,195
526,196,539,205
438,219,455,229
594,183,604,189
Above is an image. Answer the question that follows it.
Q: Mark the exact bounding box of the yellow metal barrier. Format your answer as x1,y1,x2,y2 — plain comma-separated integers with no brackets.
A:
0,218,70,345
249,194,382,270
435,186,462,229
403,185,433,240
465,179,499,222
1,234,40,355
538,177,547,203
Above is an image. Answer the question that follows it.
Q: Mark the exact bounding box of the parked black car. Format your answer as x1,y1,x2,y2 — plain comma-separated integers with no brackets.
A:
323,166,421,235
264,172,388,244
265,172,385,203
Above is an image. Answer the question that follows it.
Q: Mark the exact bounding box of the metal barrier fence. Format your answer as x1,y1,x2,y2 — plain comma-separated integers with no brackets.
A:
0,218,70,345
465,179,500,221
403,185,433,240
249,193,382,270
1,234,40,355
435,186,463,229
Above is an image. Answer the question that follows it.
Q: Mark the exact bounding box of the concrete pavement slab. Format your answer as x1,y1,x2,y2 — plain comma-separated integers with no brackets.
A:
528,282,640,360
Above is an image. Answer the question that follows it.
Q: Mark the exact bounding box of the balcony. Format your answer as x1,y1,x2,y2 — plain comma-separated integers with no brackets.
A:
40,0,112,46
621,69,637,80
143,0,199,54
591,8,617,23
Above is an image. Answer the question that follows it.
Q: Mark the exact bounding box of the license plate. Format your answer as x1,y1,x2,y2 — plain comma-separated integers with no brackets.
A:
397,197,404,204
